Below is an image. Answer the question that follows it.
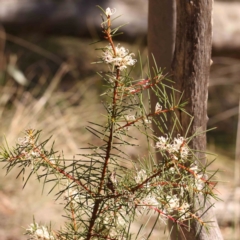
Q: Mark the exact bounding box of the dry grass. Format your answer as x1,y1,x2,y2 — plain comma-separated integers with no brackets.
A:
0,59,104,240
0,36,152,239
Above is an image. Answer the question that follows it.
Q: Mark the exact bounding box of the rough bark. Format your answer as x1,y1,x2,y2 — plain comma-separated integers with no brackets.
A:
170,1,223,239
148,0,223,239
148,0,176,74
172,0,211,153
148,0,176,160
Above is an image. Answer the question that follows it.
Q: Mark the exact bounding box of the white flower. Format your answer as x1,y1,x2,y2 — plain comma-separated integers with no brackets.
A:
165,195,179,211
155,102,162,112
18,136,34,147
178,201,191,219
142,195,159,207
190,165,205,192
135,169,148,184
144,119,152,124
127,87,135,93
136,194,159,214
105,7,116,16
171,136,183,151
171,135,188,158
165,195,190,220
18,129,36,147
26,223,54,240
169,167,176,173
125,115,136,121
156,135,189,160
102,44,137,71
189,165,198,172
195,174,205,191
156,135,169,151
30,150,41,158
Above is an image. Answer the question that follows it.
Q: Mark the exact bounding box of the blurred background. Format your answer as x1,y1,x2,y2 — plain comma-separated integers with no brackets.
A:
0,0,239,239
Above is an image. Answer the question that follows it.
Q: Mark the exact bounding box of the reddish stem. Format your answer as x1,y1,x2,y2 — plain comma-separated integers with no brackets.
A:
115,106,177,132
87,15,120,240
34,146,95,196
70,201,77,239
98,71,120,194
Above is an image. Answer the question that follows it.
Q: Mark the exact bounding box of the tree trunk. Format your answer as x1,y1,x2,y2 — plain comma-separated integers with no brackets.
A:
172,0,211,157
148,0,223,239
148,0,176,74
148,0,176,160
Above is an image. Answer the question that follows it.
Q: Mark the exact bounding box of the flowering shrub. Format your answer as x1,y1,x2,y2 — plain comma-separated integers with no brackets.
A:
26,223,54,240
0,6,218,240
102,44,137,71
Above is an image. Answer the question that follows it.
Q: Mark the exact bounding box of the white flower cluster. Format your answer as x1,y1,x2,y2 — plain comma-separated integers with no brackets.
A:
102,44,137,71
144,119,152,124
141,194,159,208
135,169,148,184
16,130,56,165
165,195,191,219
18,130,42,160
134,169,191,220
156,135,189,160
135,170,158,212
155,102,162,112
26,223,54,240
18,136,34,147
190,165,206,192
125,115,136,121
105,7,116,16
